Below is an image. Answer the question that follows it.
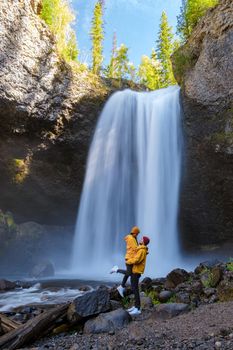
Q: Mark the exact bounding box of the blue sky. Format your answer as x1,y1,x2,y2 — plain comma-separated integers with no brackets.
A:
72,0,182,67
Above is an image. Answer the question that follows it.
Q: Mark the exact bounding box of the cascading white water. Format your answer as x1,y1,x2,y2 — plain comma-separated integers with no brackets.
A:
72,86,183,278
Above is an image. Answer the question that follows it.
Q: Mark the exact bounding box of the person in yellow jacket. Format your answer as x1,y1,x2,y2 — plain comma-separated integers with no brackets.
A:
110,226,140,297
126,236,150,315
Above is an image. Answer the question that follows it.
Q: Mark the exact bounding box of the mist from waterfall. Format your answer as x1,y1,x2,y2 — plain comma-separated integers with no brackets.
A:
71,86,183,278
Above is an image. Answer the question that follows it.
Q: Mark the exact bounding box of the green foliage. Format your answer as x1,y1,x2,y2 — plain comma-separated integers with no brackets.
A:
106,43,132,82
226,258,233,272
121,296,130,308
90,1,104,74
172,47,197,84
200,268,215,288
166,294,176,303
0,210,17,235
145,290,161,305
40,0,78,61
9,159,29,184
177,0,219,41
114,44,130,80
138,50,162,90
157,11,176,88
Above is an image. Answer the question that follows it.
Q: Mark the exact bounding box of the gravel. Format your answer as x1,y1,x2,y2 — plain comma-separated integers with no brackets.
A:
20,301,233,350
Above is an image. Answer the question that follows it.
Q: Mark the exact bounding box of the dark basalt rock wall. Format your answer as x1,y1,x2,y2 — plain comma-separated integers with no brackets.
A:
173,0,233,247
0,0,109,225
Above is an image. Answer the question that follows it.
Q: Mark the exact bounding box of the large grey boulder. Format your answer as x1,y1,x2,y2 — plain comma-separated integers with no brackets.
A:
166,268,190,288
158,290,173,303
84,309,131,334
67,289,111,324
152,303,189,320
0,279,16,291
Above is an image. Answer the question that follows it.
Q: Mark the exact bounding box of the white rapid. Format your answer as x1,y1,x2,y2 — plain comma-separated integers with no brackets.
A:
72,86,183,278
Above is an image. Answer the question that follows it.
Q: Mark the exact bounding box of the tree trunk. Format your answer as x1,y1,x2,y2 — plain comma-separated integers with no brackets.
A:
0,304,69,350
0,314,20,334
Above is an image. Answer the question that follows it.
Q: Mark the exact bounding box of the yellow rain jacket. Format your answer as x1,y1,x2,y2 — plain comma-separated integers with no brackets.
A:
126,245,148,274
124,234,138,261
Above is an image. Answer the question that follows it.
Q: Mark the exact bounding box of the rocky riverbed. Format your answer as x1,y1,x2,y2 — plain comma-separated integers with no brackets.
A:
29,302,233,350
1,259,233,349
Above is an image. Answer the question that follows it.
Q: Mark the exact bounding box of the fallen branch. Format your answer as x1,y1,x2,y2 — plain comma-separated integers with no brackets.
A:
0,304,69,350
0,314,21,334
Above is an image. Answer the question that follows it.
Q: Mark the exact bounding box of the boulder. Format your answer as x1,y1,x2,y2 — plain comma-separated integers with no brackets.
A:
140,295,153,309
29,260,55,278
175,292,190,304
203,288,216,298
166,269,190,288
190,281,203,295
110,300,122,311
211,266,223,287
152,303,189,320
84,309,131,334
67,289,111,324
140,277,153,291
0,279,16,290
158,290,173,303
217,272,233,302
194,260,222,275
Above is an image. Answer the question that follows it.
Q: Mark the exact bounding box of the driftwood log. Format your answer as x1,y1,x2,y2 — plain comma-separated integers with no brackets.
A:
0,314,20,334
0,304,69,350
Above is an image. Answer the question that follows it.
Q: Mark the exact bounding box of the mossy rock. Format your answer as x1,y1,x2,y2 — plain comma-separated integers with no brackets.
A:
217,275,233,301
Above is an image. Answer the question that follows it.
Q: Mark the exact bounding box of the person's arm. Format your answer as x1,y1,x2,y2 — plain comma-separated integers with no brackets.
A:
126,249,144,265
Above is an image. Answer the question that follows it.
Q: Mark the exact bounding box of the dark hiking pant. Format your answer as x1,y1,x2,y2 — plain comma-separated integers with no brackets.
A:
117,264,132,288
131,273,141,309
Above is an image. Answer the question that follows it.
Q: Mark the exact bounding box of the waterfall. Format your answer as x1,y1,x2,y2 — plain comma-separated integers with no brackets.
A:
71,86,183,278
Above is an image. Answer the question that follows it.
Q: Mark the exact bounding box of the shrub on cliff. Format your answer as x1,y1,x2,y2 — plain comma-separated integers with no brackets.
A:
177,0,219,41
40,0,79,61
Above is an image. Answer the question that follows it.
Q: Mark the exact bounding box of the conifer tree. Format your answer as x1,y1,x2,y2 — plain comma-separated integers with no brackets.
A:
65,30,79,61
90,1,104,74
157,11,176,87
138,50,162,90
114,44,130,80
106,32,117,78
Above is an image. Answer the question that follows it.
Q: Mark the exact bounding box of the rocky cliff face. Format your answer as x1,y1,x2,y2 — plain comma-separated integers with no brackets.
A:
173,0,233,247
0,0,109,225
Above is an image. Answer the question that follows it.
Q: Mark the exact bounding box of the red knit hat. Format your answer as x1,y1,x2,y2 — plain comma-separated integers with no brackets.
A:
143,236,150,245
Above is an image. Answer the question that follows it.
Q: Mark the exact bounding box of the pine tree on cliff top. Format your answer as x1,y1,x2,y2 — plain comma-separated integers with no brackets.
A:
90,1,104,74
106,32,117,78
138,49,162,90
157,11,176,88
114,44,130,80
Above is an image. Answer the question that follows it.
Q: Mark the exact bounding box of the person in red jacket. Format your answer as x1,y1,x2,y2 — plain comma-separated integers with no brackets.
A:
110,226,140,296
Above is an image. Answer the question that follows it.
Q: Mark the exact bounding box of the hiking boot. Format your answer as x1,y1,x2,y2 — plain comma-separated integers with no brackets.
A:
129,307,141,315
127,306,136,312
110,265,119,274
117,285,125,297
